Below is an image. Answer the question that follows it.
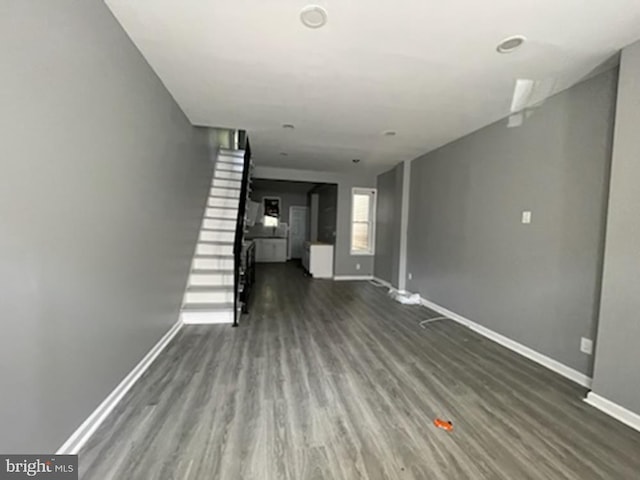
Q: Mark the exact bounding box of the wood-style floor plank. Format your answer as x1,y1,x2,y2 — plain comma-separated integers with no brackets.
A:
79,263,640,479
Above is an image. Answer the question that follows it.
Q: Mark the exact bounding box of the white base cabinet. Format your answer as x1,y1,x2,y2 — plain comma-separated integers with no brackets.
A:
302,242,334,278
255,238,287,262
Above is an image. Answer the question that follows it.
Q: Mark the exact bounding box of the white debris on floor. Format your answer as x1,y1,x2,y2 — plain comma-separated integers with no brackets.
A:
388,289,421,305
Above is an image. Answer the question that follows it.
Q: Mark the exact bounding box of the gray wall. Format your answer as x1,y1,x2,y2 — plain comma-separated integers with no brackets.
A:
591,41,640,415
406,69,617,376
374,164,404,287
315,184,338,244
0,0,212,452
310,193,319,241
252,166,377,276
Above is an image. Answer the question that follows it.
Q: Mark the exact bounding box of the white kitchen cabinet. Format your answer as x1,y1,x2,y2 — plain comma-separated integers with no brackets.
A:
255,238,287,262
302,242,334,278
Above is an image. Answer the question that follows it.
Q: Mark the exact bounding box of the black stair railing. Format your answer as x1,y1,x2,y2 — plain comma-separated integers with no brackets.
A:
233,137,251,327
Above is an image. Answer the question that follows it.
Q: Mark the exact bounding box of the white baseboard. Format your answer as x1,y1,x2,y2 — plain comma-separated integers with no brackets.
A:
584,392,640,433
419,297,592,388
56,320,183,455
371,276,392,288
371,277,408,294
333,275,374,281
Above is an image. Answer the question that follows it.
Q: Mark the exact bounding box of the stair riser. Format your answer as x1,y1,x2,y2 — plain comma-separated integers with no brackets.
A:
214,171,243,181
205,207,237,219
210,187,240,199
184,291,234,304
208,197,239,208
192,257,234,270
199,231,234,243
212,179,241,189
189,273,234,286
181,311,234,325
216,162,244,173
196,243,233,256
217,153,245,165
202,218,235,230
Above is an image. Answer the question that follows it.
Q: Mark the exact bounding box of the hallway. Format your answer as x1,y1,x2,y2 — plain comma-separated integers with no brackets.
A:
79,263,640,479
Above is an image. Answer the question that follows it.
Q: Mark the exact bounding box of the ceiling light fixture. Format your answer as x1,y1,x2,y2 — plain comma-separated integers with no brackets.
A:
383,130,397,137
300,5,328,29
497,35,526,54
282,123,295,129
352,158,361,164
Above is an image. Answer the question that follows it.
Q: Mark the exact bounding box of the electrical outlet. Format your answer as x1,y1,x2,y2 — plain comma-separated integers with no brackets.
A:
356,263,360,270
408,273,412,280
580,337,593,355
521,211,532,224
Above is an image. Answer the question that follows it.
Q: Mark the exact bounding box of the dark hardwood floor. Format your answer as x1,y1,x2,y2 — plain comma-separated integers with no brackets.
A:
79,262,640,479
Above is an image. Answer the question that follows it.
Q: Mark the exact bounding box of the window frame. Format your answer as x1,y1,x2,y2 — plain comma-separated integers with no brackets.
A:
262,196,281,227
350,187,377,256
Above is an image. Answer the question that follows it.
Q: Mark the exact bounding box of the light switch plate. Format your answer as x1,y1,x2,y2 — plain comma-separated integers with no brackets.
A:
522,211,532,224
408,273,413,280
580,337,593,355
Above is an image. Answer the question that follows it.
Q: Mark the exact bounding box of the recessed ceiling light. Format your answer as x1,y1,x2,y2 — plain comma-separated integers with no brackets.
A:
300,5,328,29
497,35,526,54
352,158,361,163
383,130,397,137
282,123,295,129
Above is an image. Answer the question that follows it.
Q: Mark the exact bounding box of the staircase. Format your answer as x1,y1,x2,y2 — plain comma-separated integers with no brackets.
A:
180,146,251,324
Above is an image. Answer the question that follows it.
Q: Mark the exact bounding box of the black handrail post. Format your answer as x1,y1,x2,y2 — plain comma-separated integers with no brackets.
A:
232,136,251,327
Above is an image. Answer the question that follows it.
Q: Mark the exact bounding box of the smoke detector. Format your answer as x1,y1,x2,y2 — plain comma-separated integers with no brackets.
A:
497,35,526,53
300,5,328,29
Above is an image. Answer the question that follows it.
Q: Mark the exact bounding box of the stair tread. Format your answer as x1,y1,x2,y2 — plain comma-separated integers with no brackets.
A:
186,285,234,292
191,267,233,275
214,172,242,177
216,159,244,165
211,184,241,189
200,227,236,232
203,217,239,222
218,148,245,156
190,268,235,274
197,240,234,245
182,303,235,311
215,164,244,169
203,213,238,218
193,253,234,258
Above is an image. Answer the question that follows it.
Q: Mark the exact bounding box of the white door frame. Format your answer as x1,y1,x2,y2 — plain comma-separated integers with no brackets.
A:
288,206,309,260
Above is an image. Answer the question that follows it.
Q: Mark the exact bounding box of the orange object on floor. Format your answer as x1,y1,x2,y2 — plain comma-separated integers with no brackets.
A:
433,418,453,432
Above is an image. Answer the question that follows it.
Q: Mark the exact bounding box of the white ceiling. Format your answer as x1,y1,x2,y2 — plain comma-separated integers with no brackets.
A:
106,0,640,174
